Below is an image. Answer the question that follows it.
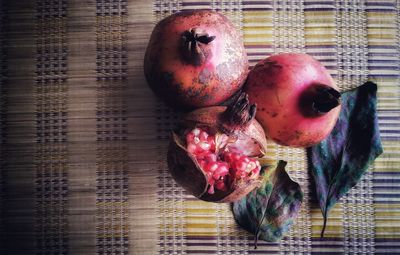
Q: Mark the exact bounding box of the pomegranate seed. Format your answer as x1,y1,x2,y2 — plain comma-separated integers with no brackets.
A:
242,156,250,163
208,185,215,194
206,162,218,172
246,162,256,172
207,137,216,151
252,168,260,175
223,152,232,161
215,180,227,191
199,142,211,151
193,137,200,144
192,128,201,136
214,163,229,176
204,153,217,163
235,161,247,172
186,132,195,143
232,153,241,161
208,176,215,185
187,144,197,154
199,130,208,141
198,159,207,169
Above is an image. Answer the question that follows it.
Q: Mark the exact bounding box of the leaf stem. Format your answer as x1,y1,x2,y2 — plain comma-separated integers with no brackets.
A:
321,210,328,238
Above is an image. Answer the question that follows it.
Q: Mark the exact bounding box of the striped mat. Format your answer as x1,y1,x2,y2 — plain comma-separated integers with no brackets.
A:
0,0,399,254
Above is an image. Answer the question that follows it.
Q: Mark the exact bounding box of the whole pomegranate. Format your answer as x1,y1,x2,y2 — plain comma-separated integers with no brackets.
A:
144,10,249,110
245,53,341,147
168,93,268,202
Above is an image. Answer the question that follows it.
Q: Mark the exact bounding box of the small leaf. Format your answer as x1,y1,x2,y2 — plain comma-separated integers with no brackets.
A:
307,81,383,237
232,161,303,248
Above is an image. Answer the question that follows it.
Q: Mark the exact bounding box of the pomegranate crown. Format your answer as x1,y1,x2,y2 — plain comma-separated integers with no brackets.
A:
180,28,216,66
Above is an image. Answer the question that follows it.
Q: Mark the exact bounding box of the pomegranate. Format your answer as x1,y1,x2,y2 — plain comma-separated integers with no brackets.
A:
144,10,249,110
245,53,341,147
168,93,268,202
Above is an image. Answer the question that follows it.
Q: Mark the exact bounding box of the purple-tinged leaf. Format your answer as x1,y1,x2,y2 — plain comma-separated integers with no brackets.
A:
308,81,383,237
232,161,303,248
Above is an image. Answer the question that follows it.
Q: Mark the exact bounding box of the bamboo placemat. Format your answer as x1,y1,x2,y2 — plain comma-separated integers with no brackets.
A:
0,0,399,254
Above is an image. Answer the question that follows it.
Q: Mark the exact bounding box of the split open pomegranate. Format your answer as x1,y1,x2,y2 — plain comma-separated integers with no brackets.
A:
185,127,261,195
168,93,267,202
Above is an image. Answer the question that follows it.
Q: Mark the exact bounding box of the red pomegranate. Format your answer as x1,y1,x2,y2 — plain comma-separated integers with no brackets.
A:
245,53,341,147
168,93,267,202
144,10,249,110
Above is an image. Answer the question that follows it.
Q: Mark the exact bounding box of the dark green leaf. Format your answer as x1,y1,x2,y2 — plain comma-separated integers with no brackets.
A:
232,161,303,248
307,81,383,237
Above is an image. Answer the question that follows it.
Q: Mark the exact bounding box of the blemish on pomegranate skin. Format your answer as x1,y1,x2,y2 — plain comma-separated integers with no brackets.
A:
199,68,211,85
271,112,278,118
274,90,282,106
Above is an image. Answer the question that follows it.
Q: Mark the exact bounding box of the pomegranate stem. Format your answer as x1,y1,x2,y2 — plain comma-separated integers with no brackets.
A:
181,28,215,66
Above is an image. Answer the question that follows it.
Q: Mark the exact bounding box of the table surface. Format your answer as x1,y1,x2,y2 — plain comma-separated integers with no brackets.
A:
1,0,399,254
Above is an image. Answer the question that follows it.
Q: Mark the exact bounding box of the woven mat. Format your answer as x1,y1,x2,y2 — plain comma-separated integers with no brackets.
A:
0,0,399,254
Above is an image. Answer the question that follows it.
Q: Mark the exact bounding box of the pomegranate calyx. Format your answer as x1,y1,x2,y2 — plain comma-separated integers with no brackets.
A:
299,84,341,117
181,28,216,66
312,85,341,115
224,92,257,128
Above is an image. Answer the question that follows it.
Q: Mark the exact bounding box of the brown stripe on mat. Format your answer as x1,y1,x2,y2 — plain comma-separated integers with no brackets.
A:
0,0,7,248
67,0,98,253
126,0,159,253
34,0,69,253
95,0,129,254
3,0,37,253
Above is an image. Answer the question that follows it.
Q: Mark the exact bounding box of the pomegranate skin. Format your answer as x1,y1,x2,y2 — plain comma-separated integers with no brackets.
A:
144,10,249,110
245,53,341,147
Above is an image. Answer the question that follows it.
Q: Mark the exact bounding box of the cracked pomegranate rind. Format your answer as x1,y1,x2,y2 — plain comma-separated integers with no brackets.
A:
167,93,268,202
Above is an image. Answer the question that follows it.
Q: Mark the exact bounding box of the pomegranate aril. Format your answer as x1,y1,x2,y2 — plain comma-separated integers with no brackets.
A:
215,180,227,191
235,161,248,172
206,162,219,173
233,153,241,161
199,141,211,151
208,176,215,185
208,185,215,194
186,132,195,143
207,137,216,152
204,153,217,163
192,128,201,136
213,163,229,180
252,168,260,175
246,162,256,172
198,159,207,169
187,144,197,154
223,152,232,161
199,130,208,141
